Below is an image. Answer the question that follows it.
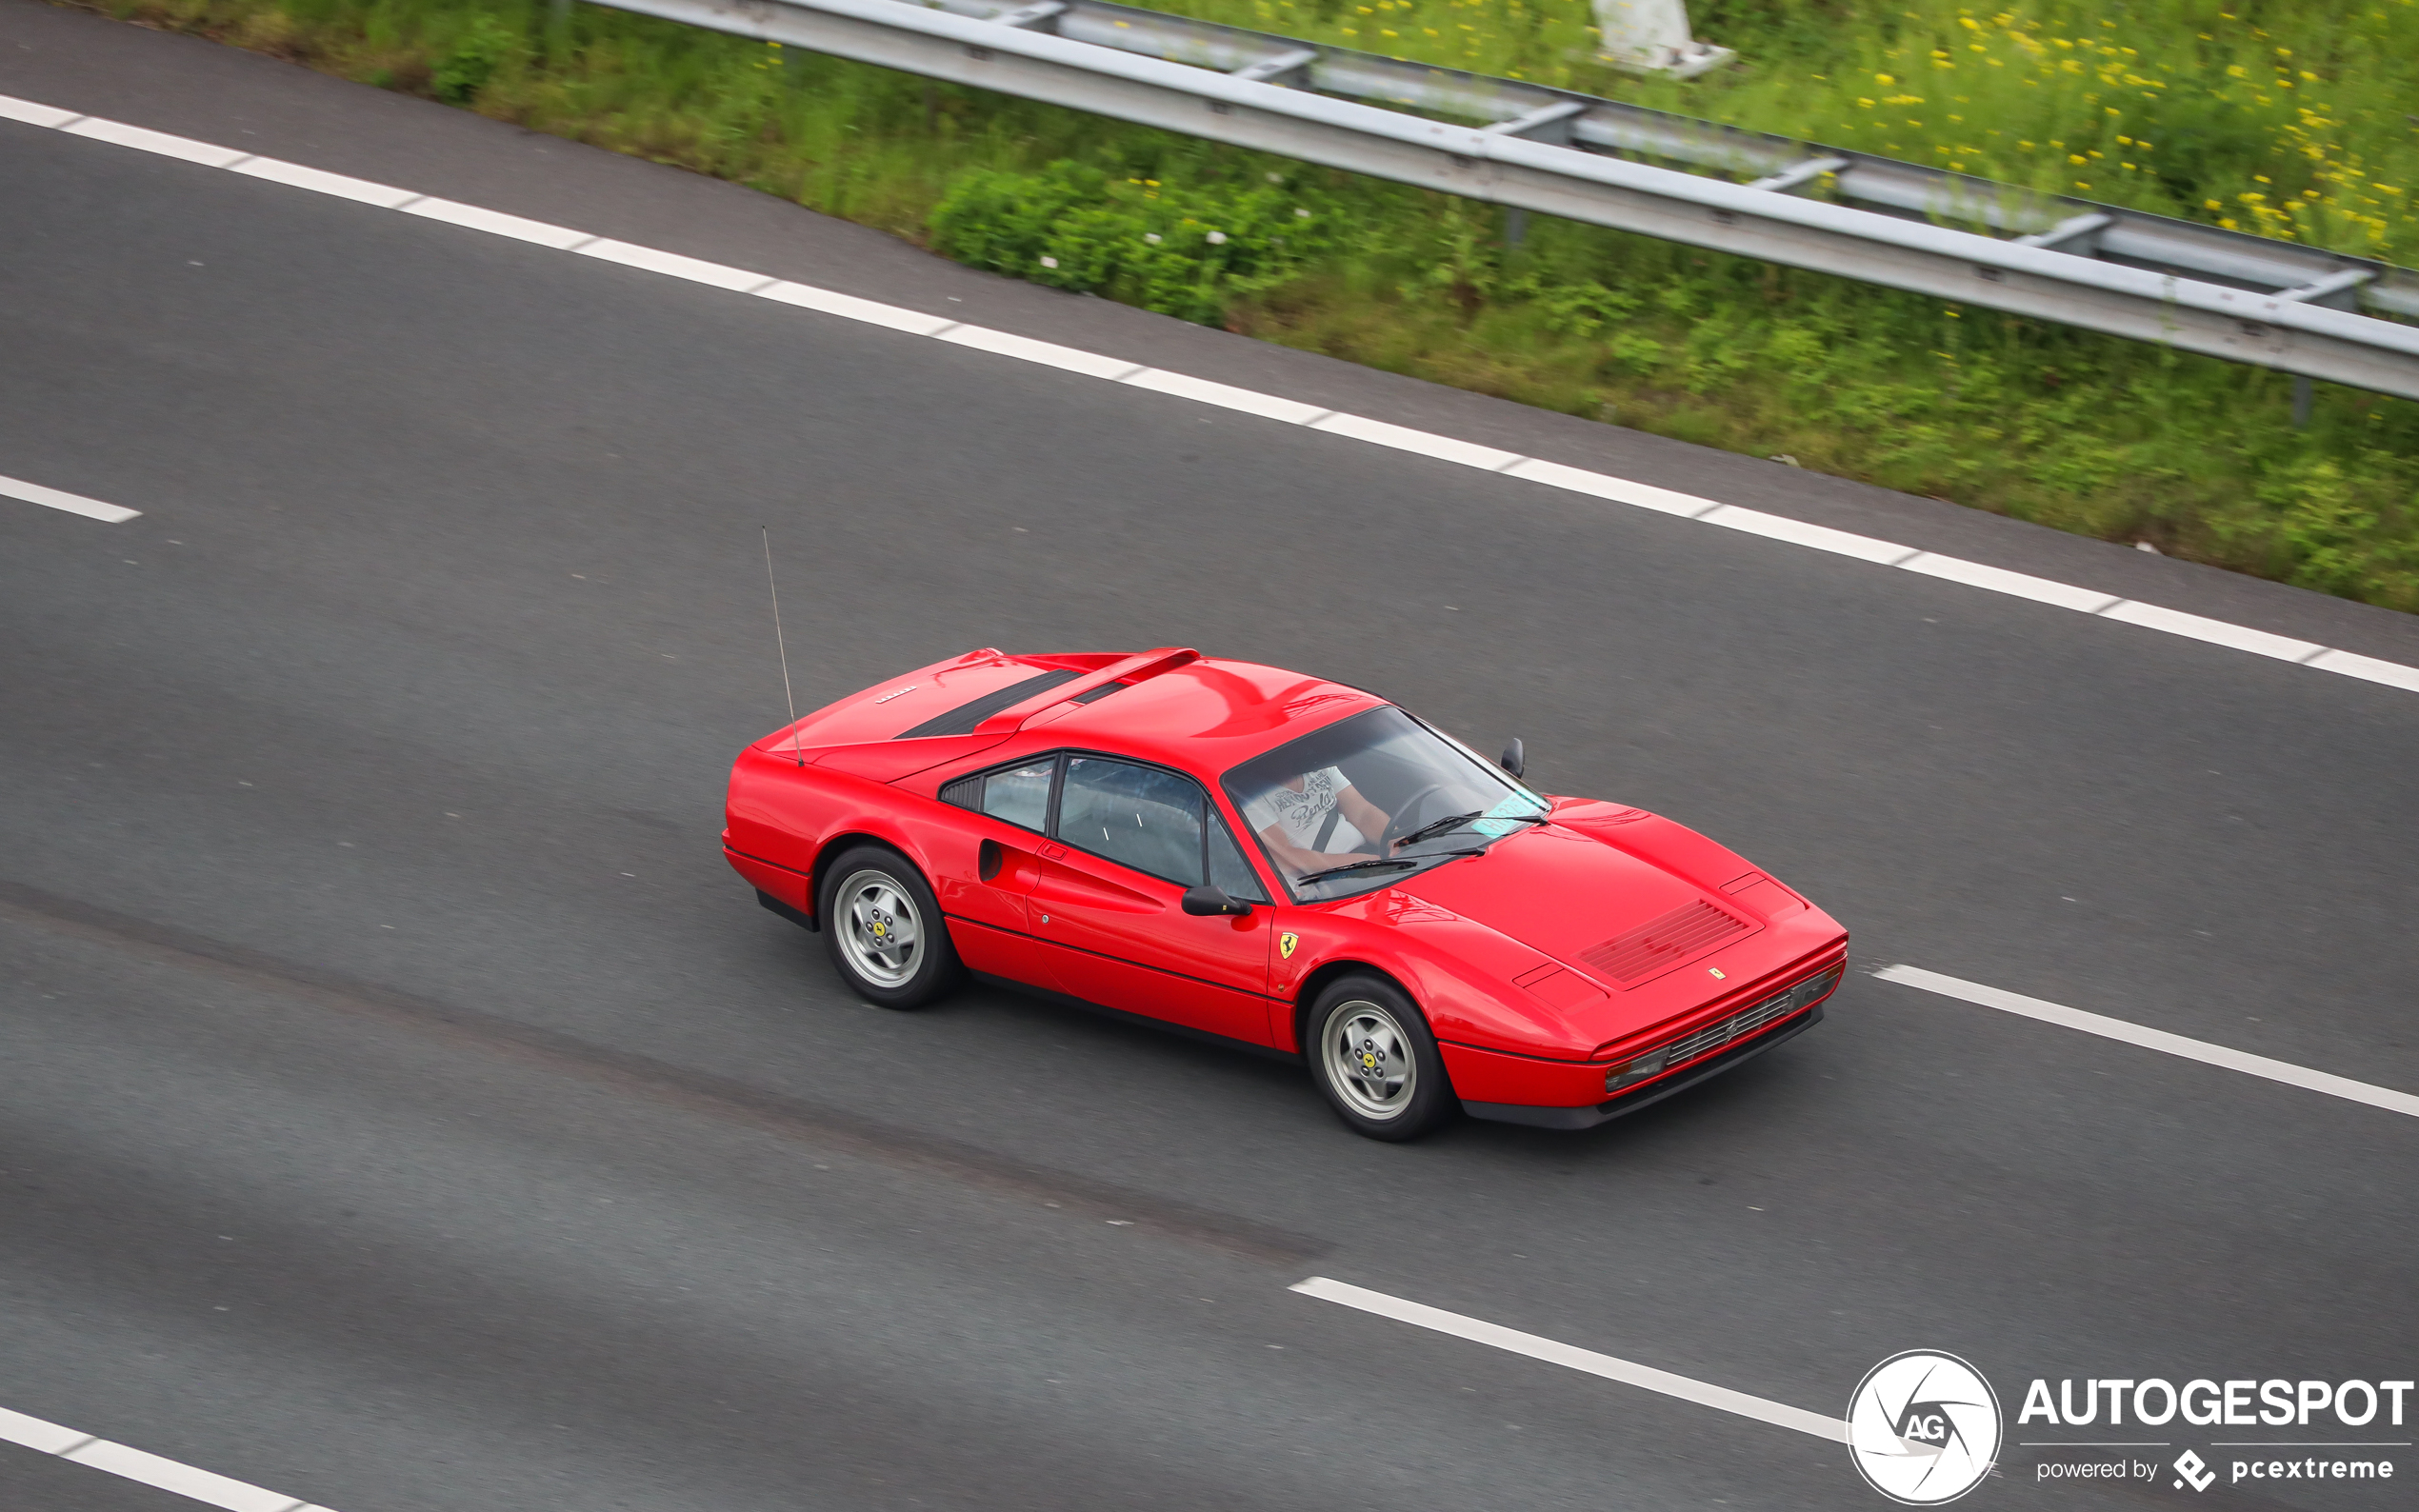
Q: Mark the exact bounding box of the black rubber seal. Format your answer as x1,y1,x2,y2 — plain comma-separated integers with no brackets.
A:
755,887,819,932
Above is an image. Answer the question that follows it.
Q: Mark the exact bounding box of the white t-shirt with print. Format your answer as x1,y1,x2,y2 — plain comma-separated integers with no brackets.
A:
1244,766,1366,852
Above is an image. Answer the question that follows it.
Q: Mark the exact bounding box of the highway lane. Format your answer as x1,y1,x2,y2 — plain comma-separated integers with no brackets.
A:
3,23,2417,1512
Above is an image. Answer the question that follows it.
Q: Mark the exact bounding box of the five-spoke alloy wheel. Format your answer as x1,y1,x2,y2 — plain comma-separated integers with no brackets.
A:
1307,974,1454,1140
817,845,960,1008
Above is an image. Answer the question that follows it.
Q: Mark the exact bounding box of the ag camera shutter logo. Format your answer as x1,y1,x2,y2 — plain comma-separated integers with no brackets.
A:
1849,1351,2004,1504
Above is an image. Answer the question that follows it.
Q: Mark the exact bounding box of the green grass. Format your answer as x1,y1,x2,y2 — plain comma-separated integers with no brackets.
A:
1145,0,2419,264
76,0,2419,611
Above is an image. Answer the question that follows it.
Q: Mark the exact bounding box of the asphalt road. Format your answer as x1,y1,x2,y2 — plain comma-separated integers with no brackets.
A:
3,7,2416,1510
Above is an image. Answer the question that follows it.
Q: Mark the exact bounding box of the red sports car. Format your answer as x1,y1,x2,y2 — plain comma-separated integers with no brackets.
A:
724,647,1846,1140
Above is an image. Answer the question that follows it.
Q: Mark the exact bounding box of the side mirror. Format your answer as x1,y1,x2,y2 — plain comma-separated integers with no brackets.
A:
1181,885,1252,917
1500,738,1526,780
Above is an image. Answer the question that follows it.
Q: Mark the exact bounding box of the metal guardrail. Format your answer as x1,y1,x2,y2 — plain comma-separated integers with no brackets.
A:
593,0,2419,400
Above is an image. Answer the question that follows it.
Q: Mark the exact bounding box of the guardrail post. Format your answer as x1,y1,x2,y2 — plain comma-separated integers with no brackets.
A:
2276,269,2375,426
1486,102,1585,249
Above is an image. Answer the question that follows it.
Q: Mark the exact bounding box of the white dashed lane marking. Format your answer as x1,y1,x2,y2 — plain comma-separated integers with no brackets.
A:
1,473,140,523
1289,1277,1849,1442
0,1403,338,1511
1877,965,2419,1120
4,90,2416,696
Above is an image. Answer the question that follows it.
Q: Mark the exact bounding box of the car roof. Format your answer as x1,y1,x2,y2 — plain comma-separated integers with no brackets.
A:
1017,655,1386,778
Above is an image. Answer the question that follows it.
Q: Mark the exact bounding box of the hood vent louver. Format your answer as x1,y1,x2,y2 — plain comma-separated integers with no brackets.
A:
1581,900,1749,985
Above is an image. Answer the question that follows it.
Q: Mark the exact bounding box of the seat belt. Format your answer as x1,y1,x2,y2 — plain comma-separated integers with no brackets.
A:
1311,806,1343,851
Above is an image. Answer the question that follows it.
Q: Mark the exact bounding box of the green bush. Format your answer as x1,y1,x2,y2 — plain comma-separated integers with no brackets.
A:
431,12,517,103
931,160,1346,325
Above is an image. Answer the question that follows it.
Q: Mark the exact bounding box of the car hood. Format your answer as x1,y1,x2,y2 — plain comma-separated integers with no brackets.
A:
1394,824,1753,990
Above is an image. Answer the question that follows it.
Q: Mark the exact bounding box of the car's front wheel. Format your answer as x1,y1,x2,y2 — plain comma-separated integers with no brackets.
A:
818,845,960,1008
1306,975,1455,1141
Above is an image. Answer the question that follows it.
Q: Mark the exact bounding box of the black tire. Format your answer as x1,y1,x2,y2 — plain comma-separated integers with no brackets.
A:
816,845,962,1008
1304,974,1456,1141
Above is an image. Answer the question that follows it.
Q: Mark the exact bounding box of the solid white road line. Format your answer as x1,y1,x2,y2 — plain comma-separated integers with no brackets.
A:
0,1403,337,1512
63,114,248,168
1289,1276,1849,1442
1899,551,2121,614
937,323,1147,380
1700,503,1917,565
1,472,140,523
229,156,421,209
398,195,596,249
8,87,2419,698
1307,410,1527,470
1876,965,2419,1121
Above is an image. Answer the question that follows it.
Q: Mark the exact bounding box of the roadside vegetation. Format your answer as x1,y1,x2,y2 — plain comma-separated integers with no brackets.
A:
75,0,2419,611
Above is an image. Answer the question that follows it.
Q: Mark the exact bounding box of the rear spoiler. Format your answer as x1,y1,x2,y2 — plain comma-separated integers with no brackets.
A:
972,647,1200,734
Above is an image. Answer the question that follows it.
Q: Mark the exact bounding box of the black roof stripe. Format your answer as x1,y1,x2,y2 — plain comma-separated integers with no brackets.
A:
894,669,1082,740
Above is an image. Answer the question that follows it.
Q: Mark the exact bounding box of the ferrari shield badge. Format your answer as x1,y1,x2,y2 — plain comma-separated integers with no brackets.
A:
1279,932,1300,959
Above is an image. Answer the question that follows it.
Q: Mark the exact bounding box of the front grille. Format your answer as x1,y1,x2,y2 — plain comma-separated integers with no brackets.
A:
1580,900,1749,984
1656,965,1841,1068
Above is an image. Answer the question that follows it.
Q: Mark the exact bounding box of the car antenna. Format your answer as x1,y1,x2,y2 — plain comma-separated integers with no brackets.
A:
761,527,805,766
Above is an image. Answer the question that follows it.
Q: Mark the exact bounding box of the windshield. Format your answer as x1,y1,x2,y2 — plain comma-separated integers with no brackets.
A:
1222,706,1547,901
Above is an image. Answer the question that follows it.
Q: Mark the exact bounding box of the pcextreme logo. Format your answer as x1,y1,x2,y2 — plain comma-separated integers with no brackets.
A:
2019,1375,2409,1495
1849,1351,2005,1504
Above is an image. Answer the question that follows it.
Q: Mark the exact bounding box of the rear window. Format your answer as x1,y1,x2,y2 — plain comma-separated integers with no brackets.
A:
939,758,1054,831
980,760,1054,831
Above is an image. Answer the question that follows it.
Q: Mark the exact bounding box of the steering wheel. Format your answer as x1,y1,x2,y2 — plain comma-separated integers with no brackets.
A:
1379,784,1457,853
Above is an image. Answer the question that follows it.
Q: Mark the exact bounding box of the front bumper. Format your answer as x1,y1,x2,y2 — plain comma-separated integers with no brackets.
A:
1460,1000,1824,1131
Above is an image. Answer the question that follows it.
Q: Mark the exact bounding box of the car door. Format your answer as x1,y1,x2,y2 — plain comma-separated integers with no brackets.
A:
925,755,1057,985
1030,754,1274,1045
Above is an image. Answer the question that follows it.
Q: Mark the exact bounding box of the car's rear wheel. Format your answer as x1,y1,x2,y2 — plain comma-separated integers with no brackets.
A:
819,845,960,1008
1306,974,1455,1141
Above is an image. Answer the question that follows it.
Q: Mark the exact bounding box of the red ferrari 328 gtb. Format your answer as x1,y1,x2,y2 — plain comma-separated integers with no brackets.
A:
724,647,1846,1141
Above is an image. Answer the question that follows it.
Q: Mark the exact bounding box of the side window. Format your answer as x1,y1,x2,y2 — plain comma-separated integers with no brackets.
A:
1058,757,1205,886
974,758,1055,832
1208,811,1270,904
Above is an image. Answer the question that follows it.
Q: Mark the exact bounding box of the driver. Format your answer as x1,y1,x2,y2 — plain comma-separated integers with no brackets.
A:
1243,765,1396,880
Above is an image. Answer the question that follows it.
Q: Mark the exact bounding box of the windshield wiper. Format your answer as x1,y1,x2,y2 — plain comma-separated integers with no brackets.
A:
1294,849,1483,886
1392,810,1549,848
1390,811,1482,848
